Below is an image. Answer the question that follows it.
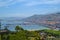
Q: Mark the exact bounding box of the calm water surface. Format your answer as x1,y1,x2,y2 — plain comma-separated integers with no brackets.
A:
1,21,49,31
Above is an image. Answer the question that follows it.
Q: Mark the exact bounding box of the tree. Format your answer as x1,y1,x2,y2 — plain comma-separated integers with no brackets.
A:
4,26,8,30
15,26,24,32
9,30,28,40
4,26,10,32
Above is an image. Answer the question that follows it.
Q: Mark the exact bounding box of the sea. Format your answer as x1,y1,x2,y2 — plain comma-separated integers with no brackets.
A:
0,20,49,31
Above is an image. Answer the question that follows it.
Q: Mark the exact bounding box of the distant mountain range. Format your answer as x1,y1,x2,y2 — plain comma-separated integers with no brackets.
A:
22,12,60,28
0,17,24,21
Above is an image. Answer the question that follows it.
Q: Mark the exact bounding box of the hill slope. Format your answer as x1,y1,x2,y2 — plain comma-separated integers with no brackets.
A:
23,12,60,28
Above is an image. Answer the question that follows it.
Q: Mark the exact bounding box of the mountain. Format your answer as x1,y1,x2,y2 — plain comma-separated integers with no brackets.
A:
22,12,60,28
0,17,24,21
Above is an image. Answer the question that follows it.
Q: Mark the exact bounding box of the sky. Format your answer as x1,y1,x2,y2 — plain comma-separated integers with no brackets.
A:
0,0,60,17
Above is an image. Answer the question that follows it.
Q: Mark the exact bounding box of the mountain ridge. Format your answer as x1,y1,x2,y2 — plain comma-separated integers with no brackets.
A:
22,12,60,28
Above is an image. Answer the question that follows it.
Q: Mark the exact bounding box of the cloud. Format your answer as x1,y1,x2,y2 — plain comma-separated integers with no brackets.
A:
25,0,60,6
0,0,26,7
0,0,60,7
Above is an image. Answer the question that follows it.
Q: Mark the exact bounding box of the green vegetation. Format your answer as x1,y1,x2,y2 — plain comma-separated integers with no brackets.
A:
15,26,24,32
0,35,1,40
0,26,40,40
42,29,60,36
9,31,28,40
0,26,60,40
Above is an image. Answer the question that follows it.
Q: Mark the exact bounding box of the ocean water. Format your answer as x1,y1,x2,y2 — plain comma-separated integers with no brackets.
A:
1,21,49,31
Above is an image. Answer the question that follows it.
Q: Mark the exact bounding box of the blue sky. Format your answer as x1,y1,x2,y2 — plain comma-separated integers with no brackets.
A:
0,0,60,17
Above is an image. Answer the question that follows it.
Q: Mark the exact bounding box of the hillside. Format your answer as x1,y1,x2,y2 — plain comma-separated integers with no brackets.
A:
22,12,60,28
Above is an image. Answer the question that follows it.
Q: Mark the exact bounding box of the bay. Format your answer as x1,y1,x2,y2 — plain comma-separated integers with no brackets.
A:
1,21,49,31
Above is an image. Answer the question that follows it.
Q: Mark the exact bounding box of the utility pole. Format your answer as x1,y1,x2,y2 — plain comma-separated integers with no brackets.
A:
0,21,2,40
0,21,1,30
